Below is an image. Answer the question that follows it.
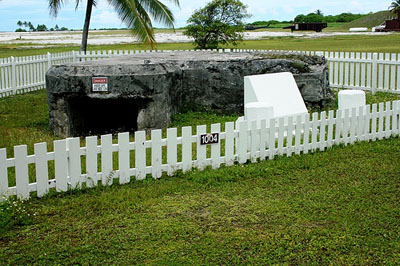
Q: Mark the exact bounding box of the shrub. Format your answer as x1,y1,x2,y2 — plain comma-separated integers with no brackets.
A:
184,0,250,49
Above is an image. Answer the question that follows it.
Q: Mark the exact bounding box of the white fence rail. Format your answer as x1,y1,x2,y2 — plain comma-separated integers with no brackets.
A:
1,49,400,98
1,100,399,200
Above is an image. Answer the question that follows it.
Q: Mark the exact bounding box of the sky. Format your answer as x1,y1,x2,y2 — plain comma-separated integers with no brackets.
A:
0,0,390,32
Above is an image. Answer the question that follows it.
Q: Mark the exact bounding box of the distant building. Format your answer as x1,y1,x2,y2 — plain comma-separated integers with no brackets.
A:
375,11,400,32
283,22,327,33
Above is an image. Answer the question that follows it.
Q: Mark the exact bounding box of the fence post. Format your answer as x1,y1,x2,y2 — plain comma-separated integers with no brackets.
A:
47,52,52,70
11,56,16,95
108,50,113,58
372,53,378,95
72,50,76,62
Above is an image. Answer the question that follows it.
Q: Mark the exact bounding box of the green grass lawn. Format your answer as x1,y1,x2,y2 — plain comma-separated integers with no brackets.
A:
0,89,400,264
1,36,400,263
0,130,399,264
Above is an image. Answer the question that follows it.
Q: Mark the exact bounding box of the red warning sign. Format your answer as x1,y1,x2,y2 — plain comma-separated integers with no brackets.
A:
92,77,108,92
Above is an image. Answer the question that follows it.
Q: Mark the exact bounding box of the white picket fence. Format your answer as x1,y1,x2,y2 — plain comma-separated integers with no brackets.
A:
1,100,399,200
1,49,400,98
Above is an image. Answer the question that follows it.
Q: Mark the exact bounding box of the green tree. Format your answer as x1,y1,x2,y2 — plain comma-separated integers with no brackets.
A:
36,24,48,31
17,21,23,27
389,0,400,14
294,14,305,22
184,0,250,49
48,0,180,52
28,22,35,31
315,9,323,16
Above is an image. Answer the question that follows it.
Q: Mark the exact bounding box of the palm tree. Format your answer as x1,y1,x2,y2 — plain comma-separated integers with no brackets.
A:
315,9,323,16
48,0,180,52
389,0,400,18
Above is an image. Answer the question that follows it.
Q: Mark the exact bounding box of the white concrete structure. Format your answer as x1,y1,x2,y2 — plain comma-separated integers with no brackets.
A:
349,27,368,32
338,90,366,116
244,72,308,121
244,102,274,127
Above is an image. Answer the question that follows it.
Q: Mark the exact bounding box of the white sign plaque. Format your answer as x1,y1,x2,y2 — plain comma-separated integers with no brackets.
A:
92,77,108,92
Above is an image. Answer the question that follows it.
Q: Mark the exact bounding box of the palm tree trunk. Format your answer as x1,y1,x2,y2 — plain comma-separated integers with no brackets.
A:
80,0,94,52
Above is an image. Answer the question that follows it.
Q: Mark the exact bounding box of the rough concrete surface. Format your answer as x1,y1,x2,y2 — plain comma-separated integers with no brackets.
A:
46,51,332,137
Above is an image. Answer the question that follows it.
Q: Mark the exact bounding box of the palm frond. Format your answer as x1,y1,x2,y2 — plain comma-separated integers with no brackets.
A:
49,0,83,17
108,0,179,47
48,0,65,17
108,0,156,46
139,0,176,28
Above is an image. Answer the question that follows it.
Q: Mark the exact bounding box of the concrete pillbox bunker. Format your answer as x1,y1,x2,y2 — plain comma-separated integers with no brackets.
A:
45,51,332,137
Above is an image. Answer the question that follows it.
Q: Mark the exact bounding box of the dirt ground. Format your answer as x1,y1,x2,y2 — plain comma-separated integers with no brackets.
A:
0,30,391,46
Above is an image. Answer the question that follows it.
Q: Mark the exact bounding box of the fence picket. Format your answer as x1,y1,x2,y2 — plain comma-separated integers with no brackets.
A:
101,134,113,186
390,54,396,90
303,115,310,154
357,106,364,141
250,121,258,162
294,115,302,154
397,55,400,91
367,53,373,89
182,126,192,172
378,102,384,140
54,140,68,193
211,123,221,169
334,52,339,85
34,142,49,197
268,118,276,159
327,110,334,147
167,128,177,175
151,129,162,178
343,109,350,145
311,113,318,151
238,121,248,164
349,52,354,86
67,137,81,189
329,52,334,84
86,136,98,188
0,149,8,200
371,104,378,140
339,52,344,85
397,101,400,134
350,108,357,144
385,53,390,90
119,132,131,182
344,52,349,86
286,116,294,156
15,145,29,199
277,118,285,155
335,110,343,145
225,122,235,165
385,102,392,138
196,125,207,170
393,101,399,136
355,52,360,87
320,111,327,150
378,53,384,89
259,120,267,160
